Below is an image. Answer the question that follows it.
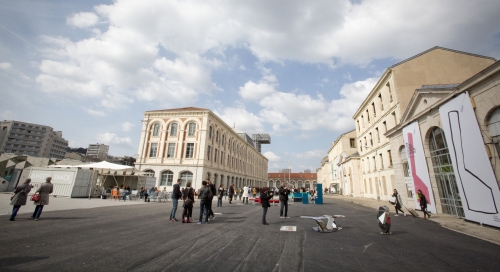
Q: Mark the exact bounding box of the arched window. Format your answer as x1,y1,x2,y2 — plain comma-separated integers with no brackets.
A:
216,130,219,143
152,123,161,136
161,171,173,186
429,127,463,217
144,170,155,177
222,135,225,146
180,171,193,187
188,123,196,136
209,126,213,139
170,123,178,136
488,108,500,157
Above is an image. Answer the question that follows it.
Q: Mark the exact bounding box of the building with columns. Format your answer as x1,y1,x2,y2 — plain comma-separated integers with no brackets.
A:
268,171,317,190
353,46,495,202
135,107,269,191
386,60,500,226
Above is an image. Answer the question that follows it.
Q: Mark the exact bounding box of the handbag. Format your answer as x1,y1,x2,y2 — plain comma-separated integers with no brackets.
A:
389,196,396,205
31,193,40,202
184,188,194,207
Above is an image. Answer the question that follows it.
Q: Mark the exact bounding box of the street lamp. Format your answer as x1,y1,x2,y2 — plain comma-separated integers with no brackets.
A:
286,160,292,187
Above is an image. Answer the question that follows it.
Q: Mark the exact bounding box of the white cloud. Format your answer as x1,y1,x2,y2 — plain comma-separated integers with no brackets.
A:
292,149,325,159
67,12,99,28
85,108,106,116
0,62,30,81
263,151,281,162
97,132,132,145
121,122,134,132
0,110,15,120
239,73,376,134
215,107,266,134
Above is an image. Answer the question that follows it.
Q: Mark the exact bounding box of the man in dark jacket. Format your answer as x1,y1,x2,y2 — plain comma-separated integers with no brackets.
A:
197,181,211,224
206,179,216,220
279,181,291,218
170,179,182,222
260,187,273,225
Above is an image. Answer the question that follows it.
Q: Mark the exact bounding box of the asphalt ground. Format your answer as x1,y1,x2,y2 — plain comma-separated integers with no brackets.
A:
1,196,500,272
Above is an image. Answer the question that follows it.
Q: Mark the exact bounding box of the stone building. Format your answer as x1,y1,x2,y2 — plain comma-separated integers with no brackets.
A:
0,120,68,159
386,60,500,227
135,107,268,191
86,143,109,161
353,46,495,201
268,171,317,190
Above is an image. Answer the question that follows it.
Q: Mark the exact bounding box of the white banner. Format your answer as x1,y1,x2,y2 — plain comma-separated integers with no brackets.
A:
402,122,437,213
439,92,500,227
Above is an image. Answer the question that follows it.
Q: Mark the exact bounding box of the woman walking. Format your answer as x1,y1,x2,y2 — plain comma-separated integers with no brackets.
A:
391,189,406,217
182,181,195,223
9,178,33,221
417,189,431,219
32,177,54,221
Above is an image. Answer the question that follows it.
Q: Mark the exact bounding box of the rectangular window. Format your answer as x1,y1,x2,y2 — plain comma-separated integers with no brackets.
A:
188,123,196,136
350,138,356,148
361,115,364,127
383,121,387,133
221,151,224,164
369,133,373,146
359,140,363,152
185,143,194,158
379,153,384,169
388,150,393,167
392,112,397,126
379,94,384,111
357,120,360,131
214,148,218,163
373,156,376,170
207,145,211,160
167,143,175,158
366,109,370,122
387,82,393,102
376,127,380,143
170,123,178,136
372,102,376,117
149,143,158,157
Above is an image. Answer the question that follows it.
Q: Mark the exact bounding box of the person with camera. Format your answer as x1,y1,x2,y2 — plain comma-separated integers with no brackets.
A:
260,187,273,225
278,181,291,218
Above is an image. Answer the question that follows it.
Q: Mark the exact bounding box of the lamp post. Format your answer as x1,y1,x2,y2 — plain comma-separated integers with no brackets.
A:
286,160,291,187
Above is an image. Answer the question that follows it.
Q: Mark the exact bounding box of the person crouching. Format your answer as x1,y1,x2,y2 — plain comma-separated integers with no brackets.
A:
260,187,273,225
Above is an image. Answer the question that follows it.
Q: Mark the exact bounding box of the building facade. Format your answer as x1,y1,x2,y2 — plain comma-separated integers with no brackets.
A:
325,130,359,195
86,143,109,160
387,60,500,226
352,47,495,201
0,120,68,159
136,107,268,191
268,172,317,190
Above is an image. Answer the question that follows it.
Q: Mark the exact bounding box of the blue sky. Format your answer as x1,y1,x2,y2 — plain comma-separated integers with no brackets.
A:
1,0,500,172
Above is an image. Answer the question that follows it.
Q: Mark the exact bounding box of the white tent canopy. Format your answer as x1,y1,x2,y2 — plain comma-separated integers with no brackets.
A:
74,161,134,170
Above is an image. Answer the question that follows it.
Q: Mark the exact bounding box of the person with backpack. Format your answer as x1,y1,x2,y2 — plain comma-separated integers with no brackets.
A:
217,184,225,207
181,181,195,223
197,181,212,224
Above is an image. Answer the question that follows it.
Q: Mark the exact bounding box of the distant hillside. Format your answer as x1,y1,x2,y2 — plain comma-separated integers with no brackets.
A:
66,147,87,154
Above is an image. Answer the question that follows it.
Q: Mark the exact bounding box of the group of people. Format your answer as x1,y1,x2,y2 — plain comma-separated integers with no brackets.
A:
380,188,432,235
9,177,54,221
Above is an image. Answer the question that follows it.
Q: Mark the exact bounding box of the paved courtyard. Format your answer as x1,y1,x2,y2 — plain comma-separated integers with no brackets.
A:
1,194,499,271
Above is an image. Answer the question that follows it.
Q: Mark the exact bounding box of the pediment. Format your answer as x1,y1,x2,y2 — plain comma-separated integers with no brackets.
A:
401,88,454,124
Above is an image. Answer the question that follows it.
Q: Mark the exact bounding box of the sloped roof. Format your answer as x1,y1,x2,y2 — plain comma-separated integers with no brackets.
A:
145,107,208,113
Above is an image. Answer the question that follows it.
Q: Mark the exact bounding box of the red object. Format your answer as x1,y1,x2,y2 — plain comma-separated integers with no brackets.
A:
251,198,279,204
408,133,431,204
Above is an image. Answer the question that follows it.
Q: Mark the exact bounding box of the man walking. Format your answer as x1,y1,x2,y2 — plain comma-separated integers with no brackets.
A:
279,181,291,218
169,179,182,222
206,179,216,220
197,181,211,224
